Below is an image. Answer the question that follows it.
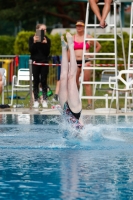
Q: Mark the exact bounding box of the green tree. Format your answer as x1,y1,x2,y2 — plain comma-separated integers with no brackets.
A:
0,35,15,55
0,0,87,31
14,31,34,55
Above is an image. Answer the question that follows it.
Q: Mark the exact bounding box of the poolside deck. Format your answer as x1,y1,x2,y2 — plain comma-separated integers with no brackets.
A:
0,108,133,116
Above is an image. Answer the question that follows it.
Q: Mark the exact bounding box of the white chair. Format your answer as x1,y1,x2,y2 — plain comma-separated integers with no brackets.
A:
94,70,119,95
10,68,33,106
0,68,7,104
109,70,133,113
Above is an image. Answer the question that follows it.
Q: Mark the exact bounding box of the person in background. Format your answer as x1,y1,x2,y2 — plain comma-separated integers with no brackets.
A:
0,68,5,96
0,73,2,95
52,65,61,102
89,0,113,28
69,20,101,109
29,23,51,108
32,83,53,105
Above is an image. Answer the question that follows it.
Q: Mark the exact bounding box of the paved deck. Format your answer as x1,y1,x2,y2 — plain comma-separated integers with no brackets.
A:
0,108,133,116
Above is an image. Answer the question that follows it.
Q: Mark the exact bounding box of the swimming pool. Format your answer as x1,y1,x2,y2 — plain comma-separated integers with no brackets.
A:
0,114,133,199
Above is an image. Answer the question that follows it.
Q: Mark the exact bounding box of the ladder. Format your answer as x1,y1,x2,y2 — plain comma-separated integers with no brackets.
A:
125,1,133,110
128,1,133,70
79,0,126,110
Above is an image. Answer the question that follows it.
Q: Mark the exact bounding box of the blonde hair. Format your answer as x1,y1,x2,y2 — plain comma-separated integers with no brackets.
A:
36,24,46,30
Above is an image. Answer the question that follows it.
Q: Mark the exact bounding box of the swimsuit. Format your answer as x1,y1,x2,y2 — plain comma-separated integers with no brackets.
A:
76,60,90,68
63,102,83,130
74,35,90,68
74,35,90,50
99,0,113,2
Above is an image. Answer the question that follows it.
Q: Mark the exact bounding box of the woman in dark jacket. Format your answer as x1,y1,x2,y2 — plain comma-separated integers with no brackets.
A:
29,24,51,108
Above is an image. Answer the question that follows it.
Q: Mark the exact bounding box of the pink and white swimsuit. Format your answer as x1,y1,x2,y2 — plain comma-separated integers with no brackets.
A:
63,102,83,130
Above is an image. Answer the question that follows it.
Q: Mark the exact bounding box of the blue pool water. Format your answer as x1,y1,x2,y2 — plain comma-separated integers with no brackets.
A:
0,114,133,199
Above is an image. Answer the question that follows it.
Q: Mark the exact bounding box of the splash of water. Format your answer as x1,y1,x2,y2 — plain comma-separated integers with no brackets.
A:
45,103,133,144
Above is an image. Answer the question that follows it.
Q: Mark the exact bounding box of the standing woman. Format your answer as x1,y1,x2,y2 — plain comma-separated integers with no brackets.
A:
29,24,51,108
71,20,101,108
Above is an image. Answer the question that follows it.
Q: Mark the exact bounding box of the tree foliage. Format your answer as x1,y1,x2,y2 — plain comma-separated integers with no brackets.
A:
0,0,87,30
0,35,15,55
14,31,34,55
